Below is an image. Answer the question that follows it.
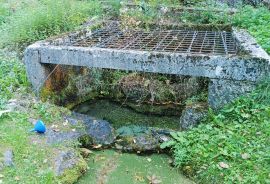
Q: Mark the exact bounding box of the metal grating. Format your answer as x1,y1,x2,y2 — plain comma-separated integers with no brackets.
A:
72,22,238,55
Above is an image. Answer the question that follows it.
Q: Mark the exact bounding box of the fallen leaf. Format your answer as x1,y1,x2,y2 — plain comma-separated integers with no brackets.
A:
134,173,145,182
147,175,162,184
219,162,230,169
93,144,102,149
14,176,20,181
241,153,250,160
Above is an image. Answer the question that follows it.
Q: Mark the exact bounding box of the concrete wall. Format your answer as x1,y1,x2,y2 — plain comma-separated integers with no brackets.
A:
24,29,270,109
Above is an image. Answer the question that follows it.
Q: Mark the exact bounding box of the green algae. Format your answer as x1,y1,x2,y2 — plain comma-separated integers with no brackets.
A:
77,150,193,184
73,99,180,130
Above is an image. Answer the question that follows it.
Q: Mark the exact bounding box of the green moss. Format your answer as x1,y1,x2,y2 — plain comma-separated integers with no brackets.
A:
78,135,94,148
77,149,193,184
59,156,88,184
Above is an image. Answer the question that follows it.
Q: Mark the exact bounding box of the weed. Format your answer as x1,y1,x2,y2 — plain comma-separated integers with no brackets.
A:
0,0,103,50
161,79,270,183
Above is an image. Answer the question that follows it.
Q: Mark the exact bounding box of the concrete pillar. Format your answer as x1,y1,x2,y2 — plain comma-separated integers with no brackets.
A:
208,79,256,109
24,47,49,93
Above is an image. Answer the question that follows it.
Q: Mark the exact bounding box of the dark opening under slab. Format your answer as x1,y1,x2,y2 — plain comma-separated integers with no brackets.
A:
71,22,238,55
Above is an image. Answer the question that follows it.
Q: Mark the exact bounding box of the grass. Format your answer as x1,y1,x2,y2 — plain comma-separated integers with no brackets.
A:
0,116,56,183
161,80,270,183
0,52,28,109
233,6,270,53
0,0,103,49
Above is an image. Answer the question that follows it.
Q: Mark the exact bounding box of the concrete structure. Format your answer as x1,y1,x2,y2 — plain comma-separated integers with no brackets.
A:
24,23,270,109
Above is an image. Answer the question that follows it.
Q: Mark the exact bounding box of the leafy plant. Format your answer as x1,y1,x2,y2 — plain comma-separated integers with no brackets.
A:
161,79,270,183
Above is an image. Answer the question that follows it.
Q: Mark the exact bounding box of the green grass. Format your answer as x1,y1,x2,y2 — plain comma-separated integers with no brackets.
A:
0,115,56,184
0,53,28,109
161,80,270,183
0,0,103,49
233,6,270,54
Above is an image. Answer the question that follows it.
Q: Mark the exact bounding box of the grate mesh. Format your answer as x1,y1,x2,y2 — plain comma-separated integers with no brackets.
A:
72,22,238,55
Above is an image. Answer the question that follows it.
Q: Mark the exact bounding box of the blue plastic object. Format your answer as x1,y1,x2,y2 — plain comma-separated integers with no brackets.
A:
30,120,46,133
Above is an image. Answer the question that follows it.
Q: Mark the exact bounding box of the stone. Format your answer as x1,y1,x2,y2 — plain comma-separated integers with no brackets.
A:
72,113,115,146
85,119,115,145
115,125,174,152
208,79,256,109
115,134,160,152
0,149,14,171
46,129,83,145
180,103,208,130
53,149,87,184
3,150,14,167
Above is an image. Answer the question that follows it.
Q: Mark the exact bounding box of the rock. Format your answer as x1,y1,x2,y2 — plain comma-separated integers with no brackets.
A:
85,119,115,145
115,125,174,152
3,150,14,167
180,103,208,130
0,149,14,171
115,134,160,152
72,113,115,146
46,129,83,145
54,149,87,184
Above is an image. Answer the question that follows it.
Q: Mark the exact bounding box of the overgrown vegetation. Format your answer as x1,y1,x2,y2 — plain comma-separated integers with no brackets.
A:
0,0,269,183
161,79,270,183
233,6,270,53
0,0,103,49
0,52,28,109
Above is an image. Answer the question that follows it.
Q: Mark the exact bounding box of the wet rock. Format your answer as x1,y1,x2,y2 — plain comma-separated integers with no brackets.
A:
115,125,173,152
85,119,115,145
180,103,208,130
115,134,160,152
54,149,87,184
73,113,116,146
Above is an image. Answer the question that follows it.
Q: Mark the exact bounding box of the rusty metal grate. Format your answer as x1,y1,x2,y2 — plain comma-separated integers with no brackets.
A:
72,22,238,55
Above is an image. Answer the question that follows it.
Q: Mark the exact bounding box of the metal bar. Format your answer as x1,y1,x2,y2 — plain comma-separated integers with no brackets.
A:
174,31,189,51
221,31,228,55
199,31,208,53
153,31,172,50
212,32,217,54
122,31,144,49
187,31,198,53
141,30,163,50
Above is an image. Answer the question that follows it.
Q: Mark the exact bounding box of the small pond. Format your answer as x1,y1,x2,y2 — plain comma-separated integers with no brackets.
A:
73,99,180,130
77,150,193,184
74,99,192,184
